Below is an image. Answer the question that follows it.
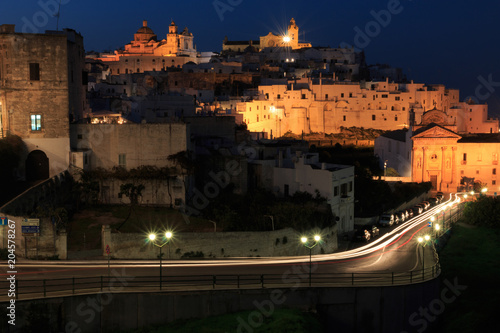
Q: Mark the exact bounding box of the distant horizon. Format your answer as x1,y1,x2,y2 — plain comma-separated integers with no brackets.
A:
1,0,499,116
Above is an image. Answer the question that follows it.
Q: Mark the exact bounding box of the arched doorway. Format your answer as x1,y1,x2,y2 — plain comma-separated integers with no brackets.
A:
25,150,49,181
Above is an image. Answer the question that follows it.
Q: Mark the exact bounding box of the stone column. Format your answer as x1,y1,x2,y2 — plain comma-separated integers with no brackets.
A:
441,146,447,190
102,225,112,257
451,147,457,188
56,230,67,260
411,147,417,182
422,147,427,182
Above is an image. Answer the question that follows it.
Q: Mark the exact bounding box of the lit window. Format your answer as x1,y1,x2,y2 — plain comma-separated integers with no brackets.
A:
30,114,41,131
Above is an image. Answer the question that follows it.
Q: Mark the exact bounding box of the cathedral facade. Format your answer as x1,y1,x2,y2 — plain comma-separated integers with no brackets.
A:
98,20,198,74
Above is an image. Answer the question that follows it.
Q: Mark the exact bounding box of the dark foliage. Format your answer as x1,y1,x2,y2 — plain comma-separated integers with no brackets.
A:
462,196,500,228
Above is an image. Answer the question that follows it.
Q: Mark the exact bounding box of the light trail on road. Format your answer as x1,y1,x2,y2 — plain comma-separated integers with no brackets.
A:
1,193,467,279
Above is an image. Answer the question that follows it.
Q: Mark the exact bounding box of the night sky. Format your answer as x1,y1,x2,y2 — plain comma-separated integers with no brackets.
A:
2,0,500,116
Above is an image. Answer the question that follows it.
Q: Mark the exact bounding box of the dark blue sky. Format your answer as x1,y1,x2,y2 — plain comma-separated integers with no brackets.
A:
2,0,500,115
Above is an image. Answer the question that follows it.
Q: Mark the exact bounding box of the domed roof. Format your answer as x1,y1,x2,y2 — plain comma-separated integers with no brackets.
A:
136,20,155,35
137,26,154,34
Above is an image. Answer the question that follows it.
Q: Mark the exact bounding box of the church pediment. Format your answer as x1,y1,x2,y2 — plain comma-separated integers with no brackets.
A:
412,125,461,140
420,109,447,126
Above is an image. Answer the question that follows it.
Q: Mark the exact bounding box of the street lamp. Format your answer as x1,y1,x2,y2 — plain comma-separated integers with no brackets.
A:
301,235,321,286
147,231,173,290
434,223,440,237
417,234,431,281
481,187,488,196
384,160,388,177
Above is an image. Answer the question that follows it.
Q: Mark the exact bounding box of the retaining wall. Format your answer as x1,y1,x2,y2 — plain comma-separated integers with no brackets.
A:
102,225,338,259
0,278,442,333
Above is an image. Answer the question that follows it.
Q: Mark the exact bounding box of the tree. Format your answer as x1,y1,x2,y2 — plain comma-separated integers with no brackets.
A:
116,183,145,231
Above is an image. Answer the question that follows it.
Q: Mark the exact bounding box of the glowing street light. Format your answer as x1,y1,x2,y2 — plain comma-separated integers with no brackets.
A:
301,235,322,286
435,223,440,237
147,231,173,290
283,35,291,43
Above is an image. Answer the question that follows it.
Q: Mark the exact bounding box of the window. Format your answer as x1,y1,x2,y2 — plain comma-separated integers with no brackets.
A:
382,94,388,98
277,94,281,99
493,180,497,185
325,94,328,100
372,115,376,121
77,134,83,140
343,115,346,121
463,153,467,161
30,114,41,131
118,154,126,168
301,94,306,99
395,96,400,101
349,93,352,98
476,170,479,175
29,63,40,81
395,116,398,121
494,168,497,175
334,186,339,196
341,93,344,98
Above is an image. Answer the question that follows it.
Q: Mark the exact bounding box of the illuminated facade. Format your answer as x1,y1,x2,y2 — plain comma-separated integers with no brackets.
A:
237,78,499,138
222,18,311,53
97,20,198,74
411,124,500,193
259,18,311,50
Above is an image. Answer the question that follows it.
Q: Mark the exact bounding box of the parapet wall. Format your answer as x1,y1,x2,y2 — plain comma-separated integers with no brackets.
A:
102,225,338,259
1,278,442,333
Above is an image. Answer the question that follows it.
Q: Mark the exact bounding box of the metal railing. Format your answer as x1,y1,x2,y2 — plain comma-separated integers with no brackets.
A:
0,264,440,301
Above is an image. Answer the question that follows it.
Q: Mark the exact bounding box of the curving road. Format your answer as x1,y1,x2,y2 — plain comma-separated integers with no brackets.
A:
0,193,467,300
